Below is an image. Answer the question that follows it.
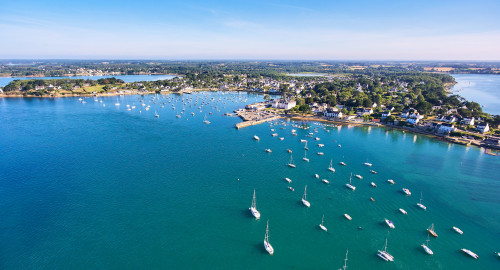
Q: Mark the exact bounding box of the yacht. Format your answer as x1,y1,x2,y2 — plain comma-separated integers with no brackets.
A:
453,226,463,235
203,114,210,124
370,170,378,174
318,143,324,147
371,182,377,187
315,137,320,141
287,155,296,168
461,249,478,259
319,215,327,232
417,193,427,210
339,161,346,166
355,174,363,179
363,162,373,167
314,174,319,179
265,149,272,153
253,135,260,141
377,238,394,262
249,189,261,220
288,186,294,192
321,179,329,184
427,223,438,237
399,208,407,215
300,139,307,143
385,218,395,229
328,159,335,172
422,236,434,255
344,214,352,220
346,173,356,191
317,152,324,155
301,185,310,207
154,111,159,118
302,151,309,162
387,179,395,184
402,188,411,196
279,137,284,140
284,177,292,183
264,220,274,255
271,133,278,137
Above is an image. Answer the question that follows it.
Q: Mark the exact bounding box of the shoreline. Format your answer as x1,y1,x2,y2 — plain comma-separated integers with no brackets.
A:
0,73,180,78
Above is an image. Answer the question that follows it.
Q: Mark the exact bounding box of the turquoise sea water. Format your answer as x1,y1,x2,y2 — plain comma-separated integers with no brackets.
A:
0,92,499,269
0,74,177,87
450,74,500,115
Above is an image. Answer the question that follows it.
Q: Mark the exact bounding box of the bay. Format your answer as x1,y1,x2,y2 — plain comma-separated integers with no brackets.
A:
0,74,178,87
0,91,499,269
450,74,500,115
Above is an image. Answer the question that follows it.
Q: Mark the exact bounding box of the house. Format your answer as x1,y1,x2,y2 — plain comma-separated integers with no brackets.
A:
401,108,417,118
407,118,420,125
438,123,455,133
272,99,297,110
476,122,490,133
356,108,373,116
461,117,475,126
381,111,391,118
443,115,457,123
409,112,424,120
323,107,343,118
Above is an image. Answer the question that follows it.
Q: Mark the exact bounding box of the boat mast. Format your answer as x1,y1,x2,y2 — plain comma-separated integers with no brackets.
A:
252,189,257,209
303,185,307,200
265,220,270,243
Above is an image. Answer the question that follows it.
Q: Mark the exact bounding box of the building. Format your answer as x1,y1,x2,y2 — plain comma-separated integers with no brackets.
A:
381,111,391,118
272,99,297,110
476,122,490,133
323,107,343,118
461,117,475,126
438,123,455,133
356,108,373,116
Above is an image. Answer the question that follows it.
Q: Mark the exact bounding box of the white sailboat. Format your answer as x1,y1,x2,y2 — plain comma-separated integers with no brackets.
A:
249,189,261,220
461,249,478,259
264,220,274,255
203,114,210,124
422,235,434,255
417,193,427,210
377,238,394,261
328,159,335,172
302,150,309,162
453,226,463,235
346,173,356,191
301,185,310,207
287,155,296,168
319,215,327,231
154,111,159,118
253,135,260,141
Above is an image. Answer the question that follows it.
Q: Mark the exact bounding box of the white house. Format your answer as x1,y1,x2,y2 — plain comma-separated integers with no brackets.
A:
272,99,297,110
356,108,373,116
476,122,490,133
381,111,391,118
323,108,343,118
461,117,475,126
407,118,420,125
438,123,455,133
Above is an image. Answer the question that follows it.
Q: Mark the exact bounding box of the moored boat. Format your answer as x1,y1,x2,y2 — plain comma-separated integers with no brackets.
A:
264,220,274,255
399,208,407,215
377,238,394,262
387,179,395,184
249,189,261,220
284,177,292,183
321,179,329,184
427,223,438,237
319,215,327,232
403,188,411,196
346,173,356,191
253,135,260,141
371,182,377,187
453,226,463,235
385,218,395,229
461,249,478,259
301,185,310,207
344,213,352,220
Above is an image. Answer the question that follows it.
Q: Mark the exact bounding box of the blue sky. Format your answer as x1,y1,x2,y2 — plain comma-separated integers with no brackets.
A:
1,0,499,60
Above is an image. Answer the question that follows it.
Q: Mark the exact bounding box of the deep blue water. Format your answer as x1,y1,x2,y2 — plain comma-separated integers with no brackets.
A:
450,74,500,115
0,92,499,269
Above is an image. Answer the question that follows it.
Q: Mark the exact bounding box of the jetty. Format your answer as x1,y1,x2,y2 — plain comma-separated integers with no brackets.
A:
235,109,280,129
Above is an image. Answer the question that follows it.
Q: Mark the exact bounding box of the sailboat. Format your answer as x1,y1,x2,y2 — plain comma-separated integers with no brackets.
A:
422,235,434,255
264,220,274,255
319,215,327,231
377,238,394,261
203,114,210,124
287,155,296,168
302,150,309,162
417,193,427,210
328,159,335,172
339,250,348,270
427,223,438,237
301,185,310,207
304,141,309,150
346,173,356,191
249,189,261,220
154,111,159,118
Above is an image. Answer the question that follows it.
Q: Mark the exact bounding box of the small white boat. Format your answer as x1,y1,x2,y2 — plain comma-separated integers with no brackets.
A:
345,173,356,191
399,208,407,215
203,114,210,124
461,249,478,259
303,150,309,162
344,214,352,220
385,218,395,229
417,193,427,210
315,137,320,141
249,189,261,220
318,144,324,147
371,182,377,187
287,155,296,168
301,185,310,207
339,161,346,166
363,162,373,167
355,174,363,179
319,215,327,232
265,149,272,153
453,226,463,235
370,170,377,174
253,135,260,141
288,186,294,192
284,177,292,183
422,237,434,255
328,159,335,172
403,188,411,196
338,144,341,147
317,152,324,155
176,114,181,118
264,220,274,255
271,133,278,137
387,179,395,184
300,139,307,143
154,111,159,118
279,137,284,140
314,174,319,179
377,238,394,262
321,179,329,184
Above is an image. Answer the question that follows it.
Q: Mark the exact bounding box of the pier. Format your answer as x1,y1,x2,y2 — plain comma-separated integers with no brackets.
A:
235,110,281,129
